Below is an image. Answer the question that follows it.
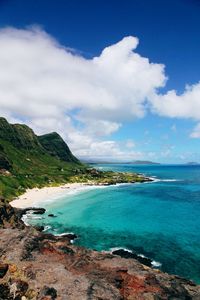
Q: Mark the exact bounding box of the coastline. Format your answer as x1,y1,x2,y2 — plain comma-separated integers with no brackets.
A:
2,175,200,297
10,179,162,271
10,182,91,209
1,188,200,299
10,177,152,209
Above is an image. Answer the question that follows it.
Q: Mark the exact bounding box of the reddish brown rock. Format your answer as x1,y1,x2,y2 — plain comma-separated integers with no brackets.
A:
0,200,200,299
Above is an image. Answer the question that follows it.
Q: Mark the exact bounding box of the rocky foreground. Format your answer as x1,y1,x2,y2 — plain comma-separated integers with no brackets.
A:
1,199,200,300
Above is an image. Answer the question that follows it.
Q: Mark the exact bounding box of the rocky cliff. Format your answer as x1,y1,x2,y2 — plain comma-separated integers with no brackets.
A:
0,199,200,300
0,197,24,229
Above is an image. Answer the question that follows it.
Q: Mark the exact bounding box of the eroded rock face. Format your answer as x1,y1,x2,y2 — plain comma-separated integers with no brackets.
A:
0,198,24,229
0,227,200,300
0,201,200,299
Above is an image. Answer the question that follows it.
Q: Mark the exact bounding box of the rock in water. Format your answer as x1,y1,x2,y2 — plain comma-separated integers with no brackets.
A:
112,248,152,267
48,214,56,217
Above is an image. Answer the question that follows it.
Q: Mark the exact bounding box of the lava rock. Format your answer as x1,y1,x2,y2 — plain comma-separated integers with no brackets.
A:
32,208,46,215
39,286,57,300
0,263,8,278
34,225,45,232
112,249,152,267
48,214,56,217
0,283,11,299
61,233,78,240
0,199,24,229
23,207,46,215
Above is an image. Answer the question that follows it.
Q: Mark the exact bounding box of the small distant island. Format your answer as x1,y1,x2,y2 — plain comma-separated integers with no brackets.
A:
128,160,160,165
186,162,200,165
88,160,160,165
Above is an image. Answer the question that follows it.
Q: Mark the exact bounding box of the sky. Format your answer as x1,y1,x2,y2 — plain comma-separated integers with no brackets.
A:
0,0,200,163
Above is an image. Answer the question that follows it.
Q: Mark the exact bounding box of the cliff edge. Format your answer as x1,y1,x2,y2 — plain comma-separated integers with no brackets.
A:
0,199,200,300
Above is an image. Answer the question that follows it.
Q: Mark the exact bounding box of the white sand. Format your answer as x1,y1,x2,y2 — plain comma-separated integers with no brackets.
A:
10,183,89,209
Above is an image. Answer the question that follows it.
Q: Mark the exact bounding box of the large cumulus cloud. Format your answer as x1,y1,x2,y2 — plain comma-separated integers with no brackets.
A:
0,26,167,159
1,26,200,159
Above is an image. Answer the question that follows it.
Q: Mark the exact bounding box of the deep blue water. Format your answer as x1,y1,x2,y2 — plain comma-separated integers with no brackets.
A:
27,164,200,283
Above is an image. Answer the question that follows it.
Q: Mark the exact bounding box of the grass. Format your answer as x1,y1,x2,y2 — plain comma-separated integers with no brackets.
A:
0,139,86,200
0,141,147,201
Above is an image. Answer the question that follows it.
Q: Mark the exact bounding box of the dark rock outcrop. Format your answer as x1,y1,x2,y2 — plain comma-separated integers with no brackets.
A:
22,207,46,215
0,263,8,278
112,249,152,267
0,280,28,300
61,233,78,241
0,198,24,229
48,214,56,217
32,208,46,215
38,286,57,300
33,225,45,232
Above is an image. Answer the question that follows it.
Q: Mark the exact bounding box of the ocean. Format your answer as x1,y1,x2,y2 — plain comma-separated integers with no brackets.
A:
26,164,200,283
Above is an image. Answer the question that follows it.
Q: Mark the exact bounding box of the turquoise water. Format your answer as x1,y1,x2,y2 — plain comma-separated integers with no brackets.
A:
27,164,200,283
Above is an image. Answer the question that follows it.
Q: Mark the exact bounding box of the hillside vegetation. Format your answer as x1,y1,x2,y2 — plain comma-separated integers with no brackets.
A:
0,117,86,200
0,117,149,201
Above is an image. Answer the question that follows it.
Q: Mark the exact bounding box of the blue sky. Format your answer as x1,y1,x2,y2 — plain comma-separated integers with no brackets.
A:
0,0,200,163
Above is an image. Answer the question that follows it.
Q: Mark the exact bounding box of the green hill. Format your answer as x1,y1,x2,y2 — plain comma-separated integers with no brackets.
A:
0,117,84,200
0,117,42,150
0,117,149,201
38,132,79,163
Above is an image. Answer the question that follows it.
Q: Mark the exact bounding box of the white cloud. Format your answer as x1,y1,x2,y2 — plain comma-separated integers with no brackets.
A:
81,120,121,137
0,26,167,159
0,27,166,123
2,27,200,159
76,139,145,161
190,123,200,138
150,82,200,120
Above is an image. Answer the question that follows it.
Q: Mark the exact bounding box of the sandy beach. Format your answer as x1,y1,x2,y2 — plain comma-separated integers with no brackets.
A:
10,183,89,209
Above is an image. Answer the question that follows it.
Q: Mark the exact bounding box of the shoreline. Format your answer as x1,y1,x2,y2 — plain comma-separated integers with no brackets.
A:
10,176,155,209
6,177,200,292
9,178,163,274
10,182,92,209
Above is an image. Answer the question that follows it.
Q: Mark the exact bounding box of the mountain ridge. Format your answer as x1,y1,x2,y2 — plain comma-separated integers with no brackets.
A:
0,117,83,199
38,132,79,163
